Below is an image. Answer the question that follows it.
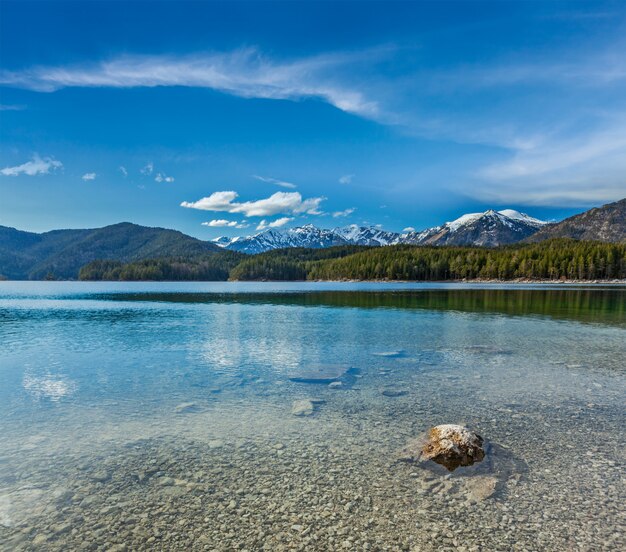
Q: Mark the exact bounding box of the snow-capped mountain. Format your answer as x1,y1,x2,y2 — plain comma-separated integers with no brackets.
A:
411,209,548,247
212,209,547,253
333,224,403,246
218,224,348,254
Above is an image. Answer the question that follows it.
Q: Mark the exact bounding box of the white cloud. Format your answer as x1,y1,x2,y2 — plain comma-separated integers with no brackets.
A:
81,172,96,181
181,190,325,217
0,48,381,119
471,119,626,206
253,175,296,189
402,226,416,232
1,154,62,176
119,166,128,177
201,219,240,227
0,104,26,111
338,174,354,184
140,162,154,175
155,172,175,183
480,124,626,181
256,217,293,230
332,207,356,218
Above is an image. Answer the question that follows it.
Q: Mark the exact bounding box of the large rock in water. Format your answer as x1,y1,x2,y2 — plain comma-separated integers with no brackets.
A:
399,424,485,471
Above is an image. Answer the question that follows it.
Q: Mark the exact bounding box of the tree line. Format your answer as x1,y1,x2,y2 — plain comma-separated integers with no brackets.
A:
78,251,243,281
78,239,626,282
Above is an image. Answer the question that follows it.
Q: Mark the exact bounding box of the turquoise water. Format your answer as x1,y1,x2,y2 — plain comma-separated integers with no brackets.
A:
1,282,625,551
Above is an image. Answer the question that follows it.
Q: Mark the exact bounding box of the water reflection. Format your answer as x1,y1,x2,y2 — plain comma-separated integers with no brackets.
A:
22,372,77,402
81,288,626,326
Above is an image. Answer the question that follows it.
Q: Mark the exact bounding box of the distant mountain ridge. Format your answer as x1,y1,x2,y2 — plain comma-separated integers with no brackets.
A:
526,198,626,243
411,209,547,247
219,225,348,254
2,200,624,280
214,209,548,253
0,222,222,280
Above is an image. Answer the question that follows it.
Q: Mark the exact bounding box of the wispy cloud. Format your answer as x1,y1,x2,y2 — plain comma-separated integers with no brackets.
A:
140,162,154,176
338,174,354,184
429,55,626,92
1,154,62,176
253,175,297,189
257,217,293,230
155,172,174,183
81,172,96,181
0,48,382,119
332,207,356,218
403,226,416,232
181,190,325,217
479,124,626,181
0,104,26,111
119,166,128,177
471,119,626,206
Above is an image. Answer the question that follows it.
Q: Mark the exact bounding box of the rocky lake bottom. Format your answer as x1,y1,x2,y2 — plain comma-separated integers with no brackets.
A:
0,283,625,551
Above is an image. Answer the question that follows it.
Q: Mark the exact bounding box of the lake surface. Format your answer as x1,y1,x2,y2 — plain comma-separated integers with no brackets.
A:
1,282,625,551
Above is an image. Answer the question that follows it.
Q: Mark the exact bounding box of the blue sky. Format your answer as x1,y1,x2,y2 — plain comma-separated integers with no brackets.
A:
1,0,625,238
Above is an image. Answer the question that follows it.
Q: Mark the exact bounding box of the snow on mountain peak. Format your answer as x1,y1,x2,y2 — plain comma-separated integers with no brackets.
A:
446,212,483,232
497,209,547,227
211,207,547,252
444,209,546,233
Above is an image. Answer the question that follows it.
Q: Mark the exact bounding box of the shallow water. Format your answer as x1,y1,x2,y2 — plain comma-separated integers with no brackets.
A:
0,282,625,551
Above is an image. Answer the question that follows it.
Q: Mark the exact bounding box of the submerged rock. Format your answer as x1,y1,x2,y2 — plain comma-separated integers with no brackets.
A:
289,364,351,384
466,345,513,355
174,402,200,414
291,398,325,417
372,350,405,358
399,424,485,471
381,388,408,397
89,470,111,483
466,475,498,502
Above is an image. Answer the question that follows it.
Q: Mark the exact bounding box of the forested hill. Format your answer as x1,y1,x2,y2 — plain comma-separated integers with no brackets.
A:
526,198,626,243
77,239,626,282
305,240,626,281
0,222,223,280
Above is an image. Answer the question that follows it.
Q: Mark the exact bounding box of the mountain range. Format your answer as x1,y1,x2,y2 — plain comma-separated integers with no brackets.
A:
1,199,624,280
213,209,548,253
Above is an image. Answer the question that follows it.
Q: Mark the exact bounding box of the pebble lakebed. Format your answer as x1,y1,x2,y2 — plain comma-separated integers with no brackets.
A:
1,354,624,552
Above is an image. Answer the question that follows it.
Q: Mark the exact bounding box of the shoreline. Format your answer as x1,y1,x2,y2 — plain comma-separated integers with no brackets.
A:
314,278,626,285
1,278,626,284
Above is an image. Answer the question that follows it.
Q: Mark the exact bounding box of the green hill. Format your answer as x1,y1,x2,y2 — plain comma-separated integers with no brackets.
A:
0,222,224,280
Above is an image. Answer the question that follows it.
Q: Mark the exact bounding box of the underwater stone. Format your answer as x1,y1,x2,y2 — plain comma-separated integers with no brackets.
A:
372,351,405,358
174,402,199,414
466,476,498,502
381,388,408,397
291,399,315,417
399,424,485,472
89,470,111,483
289,364,350,384
291,399,324,416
